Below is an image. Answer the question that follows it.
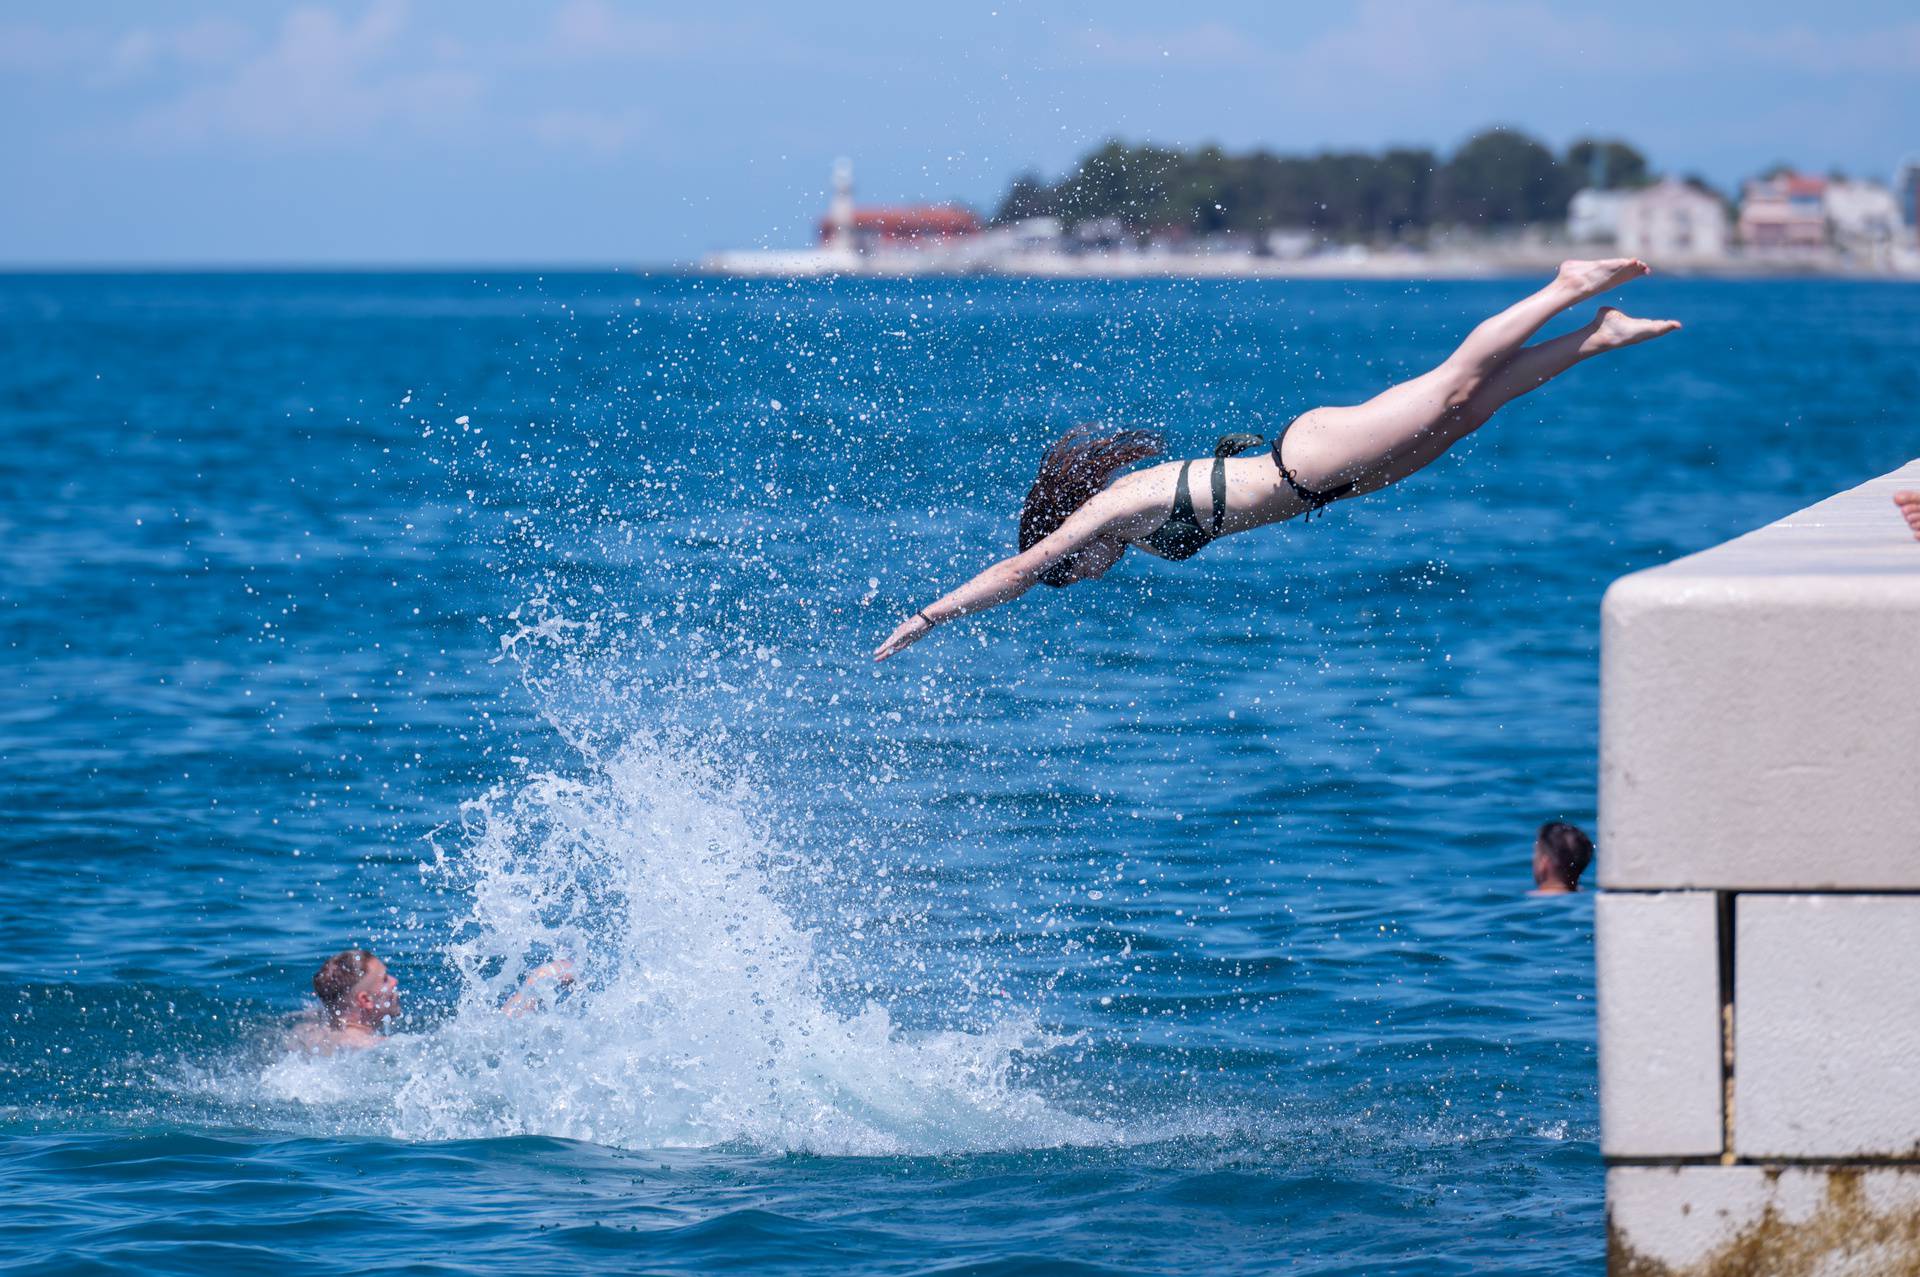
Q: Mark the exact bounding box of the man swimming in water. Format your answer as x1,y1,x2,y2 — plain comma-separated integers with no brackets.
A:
292,948,574,1054
293,948,399,1053
1530,822,1594,895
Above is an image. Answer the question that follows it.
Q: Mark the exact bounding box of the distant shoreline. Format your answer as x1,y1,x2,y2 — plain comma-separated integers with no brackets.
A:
694,254,1920,283
0,260,1915,282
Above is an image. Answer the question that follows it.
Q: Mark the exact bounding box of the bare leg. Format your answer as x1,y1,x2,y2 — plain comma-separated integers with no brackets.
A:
1279,260,1658,501
1365,307,1682,489
1440,258,1650,388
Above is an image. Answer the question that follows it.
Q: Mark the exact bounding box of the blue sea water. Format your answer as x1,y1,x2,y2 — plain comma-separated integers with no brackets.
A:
0,270,1914,1275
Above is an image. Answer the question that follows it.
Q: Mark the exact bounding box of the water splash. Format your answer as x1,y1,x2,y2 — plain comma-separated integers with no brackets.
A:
239,288,1122,1155
257,731,1107,1156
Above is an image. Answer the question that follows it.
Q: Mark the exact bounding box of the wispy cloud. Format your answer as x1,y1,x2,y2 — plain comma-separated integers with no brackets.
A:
543,0,715,61
1057,2,1794,91
1272,0,1700,93
1728,22,1920,73
94,2,486,149
0,20,99,74
528,106,659,157
1068,21,1265,67
89,20,252,88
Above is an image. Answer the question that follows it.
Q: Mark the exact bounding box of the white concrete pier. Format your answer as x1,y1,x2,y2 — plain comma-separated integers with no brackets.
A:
1598,459,1920,1275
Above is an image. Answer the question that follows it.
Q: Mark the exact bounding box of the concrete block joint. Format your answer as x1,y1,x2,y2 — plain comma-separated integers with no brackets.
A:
1599,459,1920,1275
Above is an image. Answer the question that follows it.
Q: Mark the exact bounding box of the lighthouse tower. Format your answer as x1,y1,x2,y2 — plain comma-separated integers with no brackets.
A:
826,157,857,262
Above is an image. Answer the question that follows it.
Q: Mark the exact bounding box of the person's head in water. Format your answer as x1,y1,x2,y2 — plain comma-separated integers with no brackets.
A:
312,949,400,1030
1532,822,1594,894
1019,425,1164,586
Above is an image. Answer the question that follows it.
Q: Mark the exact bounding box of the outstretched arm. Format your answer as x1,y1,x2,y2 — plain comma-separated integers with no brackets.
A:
872,551,1041,662
873,483,1155,661
501,959,575,1017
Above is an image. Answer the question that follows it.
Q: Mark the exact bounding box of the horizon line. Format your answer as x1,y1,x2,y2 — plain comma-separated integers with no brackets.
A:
0,261,701,274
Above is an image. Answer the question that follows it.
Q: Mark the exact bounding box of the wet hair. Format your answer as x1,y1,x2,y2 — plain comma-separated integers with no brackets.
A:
313,949,377,1023
1535,822,1594,888
1018,425,1165,586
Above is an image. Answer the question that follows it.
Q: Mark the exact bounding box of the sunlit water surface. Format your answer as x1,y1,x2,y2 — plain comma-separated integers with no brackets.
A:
2,272,1915,1275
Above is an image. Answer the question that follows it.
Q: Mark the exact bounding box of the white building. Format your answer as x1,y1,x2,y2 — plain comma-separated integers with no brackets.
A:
1264,228,1316,260
1568,188,1631,244
822,156,856,254
996,217,1063,253
1615,179,1729,260
1824,179,1904,267
703,157,860,276
1739,173,1829,255
1896,156,1920,238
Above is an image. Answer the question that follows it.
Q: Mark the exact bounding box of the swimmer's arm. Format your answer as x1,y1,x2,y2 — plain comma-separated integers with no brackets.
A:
501,959,575,1017
873,486,1155,661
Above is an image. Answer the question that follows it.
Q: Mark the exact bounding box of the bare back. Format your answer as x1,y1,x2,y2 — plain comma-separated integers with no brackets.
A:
1110,449,1312,558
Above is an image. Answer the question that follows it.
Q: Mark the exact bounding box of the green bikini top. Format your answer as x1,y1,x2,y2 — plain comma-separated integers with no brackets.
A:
1141,458,1227,561
1139,432,1271,561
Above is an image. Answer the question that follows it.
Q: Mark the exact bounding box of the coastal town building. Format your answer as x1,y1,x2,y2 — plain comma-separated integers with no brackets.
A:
1000,217,1064,253
817,157,980,252
1567,182,1728,261
1070,217,1132,253
1567,188,1629,244
1737,173,1829,254
1614,180,1729,260
1897,156,1920,242
704,157,1919,279
1736,170,1909,265
706,159,981,276
1264,228,1318,259
818,206,979,250
1824,178,1904,266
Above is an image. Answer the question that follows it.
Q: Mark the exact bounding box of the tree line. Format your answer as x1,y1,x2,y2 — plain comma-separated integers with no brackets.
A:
991,129,1664,241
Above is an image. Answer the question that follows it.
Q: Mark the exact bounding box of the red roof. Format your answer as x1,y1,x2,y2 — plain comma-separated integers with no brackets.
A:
819,205,980,242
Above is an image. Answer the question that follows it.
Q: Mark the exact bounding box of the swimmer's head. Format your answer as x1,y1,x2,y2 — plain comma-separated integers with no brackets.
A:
313,949,401,1027
1020,425,1164,587
1532,821,1593,893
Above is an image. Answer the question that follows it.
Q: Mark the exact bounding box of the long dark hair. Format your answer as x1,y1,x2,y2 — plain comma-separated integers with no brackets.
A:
1018,425,1165,586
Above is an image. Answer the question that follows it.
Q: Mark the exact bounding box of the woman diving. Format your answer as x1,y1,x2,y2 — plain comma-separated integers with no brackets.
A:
874,258,1680,661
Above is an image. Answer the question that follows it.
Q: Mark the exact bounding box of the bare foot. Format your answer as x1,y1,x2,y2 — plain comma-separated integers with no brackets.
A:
1556,257,1651,300
1895,491,1920,542
1580,306,1682,354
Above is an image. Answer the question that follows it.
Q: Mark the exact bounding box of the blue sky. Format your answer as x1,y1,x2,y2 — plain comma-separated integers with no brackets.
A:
4,0,1918,264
